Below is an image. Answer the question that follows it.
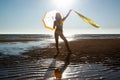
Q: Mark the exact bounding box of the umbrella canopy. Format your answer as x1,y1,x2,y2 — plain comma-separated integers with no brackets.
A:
42,10,64,30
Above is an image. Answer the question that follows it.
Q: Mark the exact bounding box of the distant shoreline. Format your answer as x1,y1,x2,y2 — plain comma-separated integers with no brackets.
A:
0,34,120,42
0,38,41,42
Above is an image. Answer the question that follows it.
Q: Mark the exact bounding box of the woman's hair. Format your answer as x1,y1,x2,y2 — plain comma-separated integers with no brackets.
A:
55,12,62,20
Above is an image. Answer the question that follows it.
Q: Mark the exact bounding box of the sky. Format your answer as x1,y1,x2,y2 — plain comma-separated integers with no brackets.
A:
0,0,120,34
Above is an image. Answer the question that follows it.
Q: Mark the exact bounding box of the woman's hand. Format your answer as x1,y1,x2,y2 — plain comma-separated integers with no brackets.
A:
69,9,73,12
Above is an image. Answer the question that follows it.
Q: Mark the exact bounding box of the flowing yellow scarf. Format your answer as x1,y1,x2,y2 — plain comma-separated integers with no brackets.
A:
73,10,100,28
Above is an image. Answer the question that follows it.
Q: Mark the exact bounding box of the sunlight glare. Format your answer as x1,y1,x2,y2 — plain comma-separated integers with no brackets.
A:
52,0,74,9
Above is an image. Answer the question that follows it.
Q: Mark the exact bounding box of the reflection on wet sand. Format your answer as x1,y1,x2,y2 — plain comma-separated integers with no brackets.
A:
0,55,120,80
44,52,72,80
43,50,120,80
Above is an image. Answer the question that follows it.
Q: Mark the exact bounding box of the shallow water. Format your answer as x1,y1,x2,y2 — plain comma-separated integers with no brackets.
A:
0,39,53,56
0,58,119,80
0,38,74,56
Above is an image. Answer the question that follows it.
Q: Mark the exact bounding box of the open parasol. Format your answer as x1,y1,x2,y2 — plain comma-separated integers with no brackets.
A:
42,10,64,30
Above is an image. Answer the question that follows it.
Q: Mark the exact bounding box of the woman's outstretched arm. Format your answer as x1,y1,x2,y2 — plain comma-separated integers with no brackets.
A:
62,9,72,21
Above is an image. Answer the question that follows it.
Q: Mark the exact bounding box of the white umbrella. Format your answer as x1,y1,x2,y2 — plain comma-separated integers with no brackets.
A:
42,10,64,30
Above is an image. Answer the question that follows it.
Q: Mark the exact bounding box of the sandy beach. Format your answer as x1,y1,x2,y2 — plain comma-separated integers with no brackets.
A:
22,39,120,63
1,39,120,66
0,39,120,80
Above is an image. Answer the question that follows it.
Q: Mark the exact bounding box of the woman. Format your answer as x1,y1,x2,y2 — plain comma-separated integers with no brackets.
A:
53,10,72,54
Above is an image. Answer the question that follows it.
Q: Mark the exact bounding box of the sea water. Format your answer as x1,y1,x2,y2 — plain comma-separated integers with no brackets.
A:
0,34,120,56
0,34,53,56
0,34,74,56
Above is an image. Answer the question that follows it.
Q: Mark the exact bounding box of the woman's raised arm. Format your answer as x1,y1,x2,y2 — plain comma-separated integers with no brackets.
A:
62,9,72,21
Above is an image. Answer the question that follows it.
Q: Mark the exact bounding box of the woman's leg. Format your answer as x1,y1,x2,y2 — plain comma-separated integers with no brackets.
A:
60,33,71,52
55,32,59,53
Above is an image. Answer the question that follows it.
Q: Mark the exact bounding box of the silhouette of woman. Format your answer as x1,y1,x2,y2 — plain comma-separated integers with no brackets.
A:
53,10,72,54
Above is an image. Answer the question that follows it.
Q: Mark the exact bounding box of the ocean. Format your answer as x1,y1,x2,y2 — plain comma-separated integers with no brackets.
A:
0,34,54,56
0,34,120,56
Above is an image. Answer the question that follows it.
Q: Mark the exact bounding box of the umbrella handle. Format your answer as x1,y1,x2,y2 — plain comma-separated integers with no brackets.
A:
42,19,56,31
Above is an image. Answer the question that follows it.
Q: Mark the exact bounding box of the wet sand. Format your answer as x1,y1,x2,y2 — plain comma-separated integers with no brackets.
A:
1,39,120,66
0,39,120,80
22,39,120,64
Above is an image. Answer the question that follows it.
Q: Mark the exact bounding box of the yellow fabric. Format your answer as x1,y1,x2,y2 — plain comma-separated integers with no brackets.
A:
42,19,55,30
74,10,100,28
